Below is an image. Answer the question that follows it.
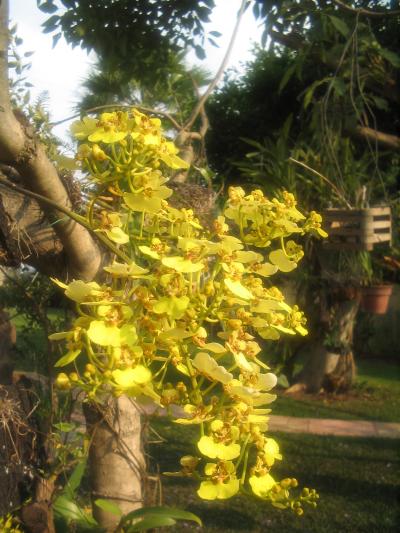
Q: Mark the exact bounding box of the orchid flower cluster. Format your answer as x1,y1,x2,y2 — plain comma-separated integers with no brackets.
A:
52,109,324,513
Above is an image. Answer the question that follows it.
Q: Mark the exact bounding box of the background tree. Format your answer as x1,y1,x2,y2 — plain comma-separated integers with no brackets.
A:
206,0,399,392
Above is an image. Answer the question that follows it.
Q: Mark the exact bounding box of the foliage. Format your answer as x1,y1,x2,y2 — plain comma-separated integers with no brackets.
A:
205,2,399,375
7,23,34,108
78,53,212,123
38,0,217,72
207,0,400,208
0,269,71,374
98,502,202,532
206,50,307,178
49,108,326,513
0,514,23,533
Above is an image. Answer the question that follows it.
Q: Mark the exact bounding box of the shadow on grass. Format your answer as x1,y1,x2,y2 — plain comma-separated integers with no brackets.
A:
148,420,400,532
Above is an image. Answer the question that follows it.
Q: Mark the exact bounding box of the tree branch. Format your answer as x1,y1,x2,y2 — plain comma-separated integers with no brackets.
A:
269,30,305,50
352,125,400,151
0,172,130,264
0,179,66,275
0,0,101,280
183,0,247,132
333,0,400,18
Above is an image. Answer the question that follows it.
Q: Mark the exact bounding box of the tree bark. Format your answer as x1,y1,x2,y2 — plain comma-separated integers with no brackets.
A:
83,398,145,532
0,178,67,275
0,0,101,281
352,125,400,151
288,298,358,393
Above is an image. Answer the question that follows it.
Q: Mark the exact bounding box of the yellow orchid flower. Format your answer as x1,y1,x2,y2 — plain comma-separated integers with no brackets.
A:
162,256,204,273
124,190,170,214
174,404,214,425
88,111,131,144
54,108,325,510
70,116,97,141
227,380,277,406
111,366,159,401
112,366,151,389
198,420,241,460
103,262,148,278
249,473,276,498
263,438,282,466
305,210,328,238
152,295,190,320
192,352,233,384
240,365,278,391
158,140,189,170
197,462,240,500
96,211,129,244
53,279,101,303
87,320,121,347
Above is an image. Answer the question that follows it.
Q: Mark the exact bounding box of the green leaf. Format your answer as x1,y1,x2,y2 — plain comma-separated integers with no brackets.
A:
277,374,290,388
279,62,296,93
328,15,349,38
94,499,123,517
52,32,62,48
331,78,346,97
380,48,400,68
371,96,389,111
195,45,206,60
302,79,327,109
64,459,87,498
125,516,176,531
53,422,76,433
39,1,58,14
240,137,263,150
54,349,81,368
42,15,60,32
121,506,202,527
53,495,86,522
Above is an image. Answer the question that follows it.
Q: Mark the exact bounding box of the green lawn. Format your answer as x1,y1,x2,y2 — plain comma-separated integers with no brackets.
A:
273,359,400,423
148,419,400,533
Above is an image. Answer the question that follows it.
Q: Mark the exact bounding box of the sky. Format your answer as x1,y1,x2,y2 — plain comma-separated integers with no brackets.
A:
9,1,263,140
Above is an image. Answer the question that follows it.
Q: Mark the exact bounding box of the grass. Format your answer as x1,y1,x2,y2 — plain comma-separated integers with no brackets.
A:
148,418,400,533
273,359,400,423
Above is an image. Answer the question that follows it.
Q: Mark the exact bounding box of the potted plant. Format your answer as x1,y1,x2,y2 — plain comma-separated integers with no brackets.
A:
358,251,394,315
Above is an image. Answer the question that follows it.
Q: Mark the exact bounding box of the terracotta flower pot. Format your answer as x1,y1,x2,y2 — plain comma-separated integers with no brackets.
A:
360,285,393,314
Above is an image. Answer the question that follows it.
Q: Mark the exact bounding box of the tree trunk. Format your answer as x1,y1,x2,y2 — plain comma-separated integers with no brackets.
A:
288,298,358,393
83,397,145,532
